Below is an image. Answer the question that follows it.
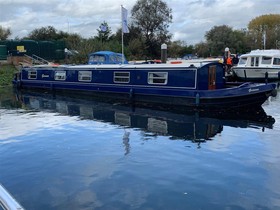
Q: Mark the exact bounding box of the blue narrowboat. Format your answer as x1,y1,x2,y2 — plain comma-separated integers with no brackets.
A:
13,53,277,109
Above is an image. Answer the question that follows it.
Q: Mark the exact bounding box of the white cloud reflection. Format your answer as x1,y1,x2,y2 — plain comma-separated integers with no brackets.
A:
0,108,113,143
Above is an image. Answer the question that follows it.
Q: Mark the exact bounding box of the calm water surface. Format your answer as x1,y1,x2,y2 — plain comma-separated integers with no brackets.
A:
1,88,280,210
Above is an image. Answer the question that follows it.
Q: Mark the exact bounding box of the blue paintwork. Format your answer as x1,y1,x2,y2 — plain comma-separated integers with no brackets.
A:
13,61,277,109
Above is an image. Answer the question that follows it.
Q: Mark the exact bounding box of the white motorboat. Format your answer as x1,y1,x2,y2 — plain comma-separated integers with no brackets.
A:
232,49,280,81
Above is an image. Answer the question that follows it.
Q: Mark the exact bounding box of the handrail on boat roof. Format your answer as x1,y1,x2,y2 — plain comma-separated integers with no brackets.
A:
0,184,25,210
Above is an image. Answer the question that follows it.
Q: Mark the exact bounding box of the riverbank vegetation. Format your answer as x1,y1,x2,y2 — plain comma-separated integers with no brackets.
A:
0,64,18,87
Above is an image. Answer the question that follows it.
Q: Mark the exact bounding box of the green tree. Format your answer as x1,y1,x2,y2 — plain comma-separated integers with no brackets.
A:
0,26,11,40
68,38,97,64
248,14,280,49
205,25,235,56
168,41,194,58
65,33,83,50
26,26,64,40
111,25,144,59
231,29,250,54
113,25,143,49
204,25,249,56
131,0,172,58
95,21,112,43
127,38,145,60
194,42,209,58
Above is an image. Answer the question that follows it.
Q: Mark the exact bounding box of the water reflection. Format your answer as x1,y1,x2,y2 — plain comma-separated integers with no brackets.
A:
2,89,274,149
1,89,279,210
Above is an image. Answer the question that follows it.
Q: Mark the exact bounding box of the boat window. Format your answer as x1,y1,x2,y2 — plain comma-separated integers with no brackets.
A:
109,55,118,64
78,71,92,82
116,55,123,63
238,57,247,65
114,72,130,83
89,55,106,63
250,57,254,66
255,57,259,66
109,55,123,64
28,70,37,79
55,71,66,80
273,58,280,65
261,56,272,65
148,72,168,85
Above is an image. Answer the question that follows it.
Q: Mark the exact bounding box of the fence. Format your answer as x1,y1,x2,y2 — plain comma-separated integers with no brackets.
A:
0,40,66,61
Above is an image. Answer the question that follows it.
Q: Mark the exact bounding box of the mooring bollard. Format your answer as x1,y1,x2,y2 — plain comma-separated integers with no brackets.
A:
161,43,167,64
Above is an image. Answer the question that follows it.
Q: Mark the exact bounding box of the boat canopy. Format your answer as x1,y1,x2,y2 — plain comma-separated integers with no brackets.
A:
88,51,128,65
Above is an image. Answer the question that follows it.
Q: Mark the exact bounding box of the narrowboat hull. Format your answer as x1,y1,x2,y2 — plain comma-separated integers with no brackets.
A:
13,62,277,110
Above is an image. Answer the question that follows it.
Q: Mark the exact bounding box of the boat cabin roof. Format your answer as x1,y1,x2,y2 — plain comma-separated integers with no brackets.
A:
69,63,204,69
241,49,280,58
31,61,216,69
237,49,280,67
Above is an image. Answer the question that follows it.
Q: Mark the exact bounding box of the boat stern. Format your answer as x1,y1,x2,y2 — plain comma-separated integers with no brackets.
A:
267,82,278,97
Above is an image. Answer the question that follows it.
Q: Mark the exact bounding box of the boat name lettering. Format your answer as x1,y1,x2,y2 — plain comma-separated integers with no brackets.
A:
249,88,259,92
42,74,49,78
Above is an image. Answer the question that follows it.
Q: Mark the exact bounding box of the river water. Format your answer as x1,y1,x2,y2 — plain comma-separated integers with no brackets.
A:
1,87,280,210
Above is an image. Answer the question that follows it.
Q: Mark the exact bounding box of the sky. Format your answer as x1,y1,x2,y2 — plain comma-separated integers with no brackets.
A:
0,0,280,45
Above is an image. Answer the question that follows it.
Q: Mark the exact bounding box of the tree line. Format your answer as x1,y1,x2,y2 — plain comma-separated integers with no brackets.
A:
1,0,280,63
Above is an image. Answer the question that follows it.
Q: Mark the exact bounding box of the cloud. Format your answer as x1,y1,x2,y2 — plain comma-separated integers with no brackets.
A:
0,0,279,44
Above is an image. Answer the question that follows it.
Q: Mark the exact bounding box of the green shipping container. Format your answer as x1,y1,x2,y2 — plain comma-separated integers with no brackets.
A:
0,45,7,60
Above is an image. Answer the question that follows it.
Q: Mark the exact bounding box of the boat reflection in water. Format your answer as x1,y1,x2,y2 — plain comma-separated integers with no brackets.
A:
14,90,275,149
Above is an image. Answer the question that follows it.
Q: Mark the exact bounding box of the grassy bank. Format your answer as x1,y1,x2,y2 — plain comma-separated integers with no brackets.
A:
0,64,18,87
